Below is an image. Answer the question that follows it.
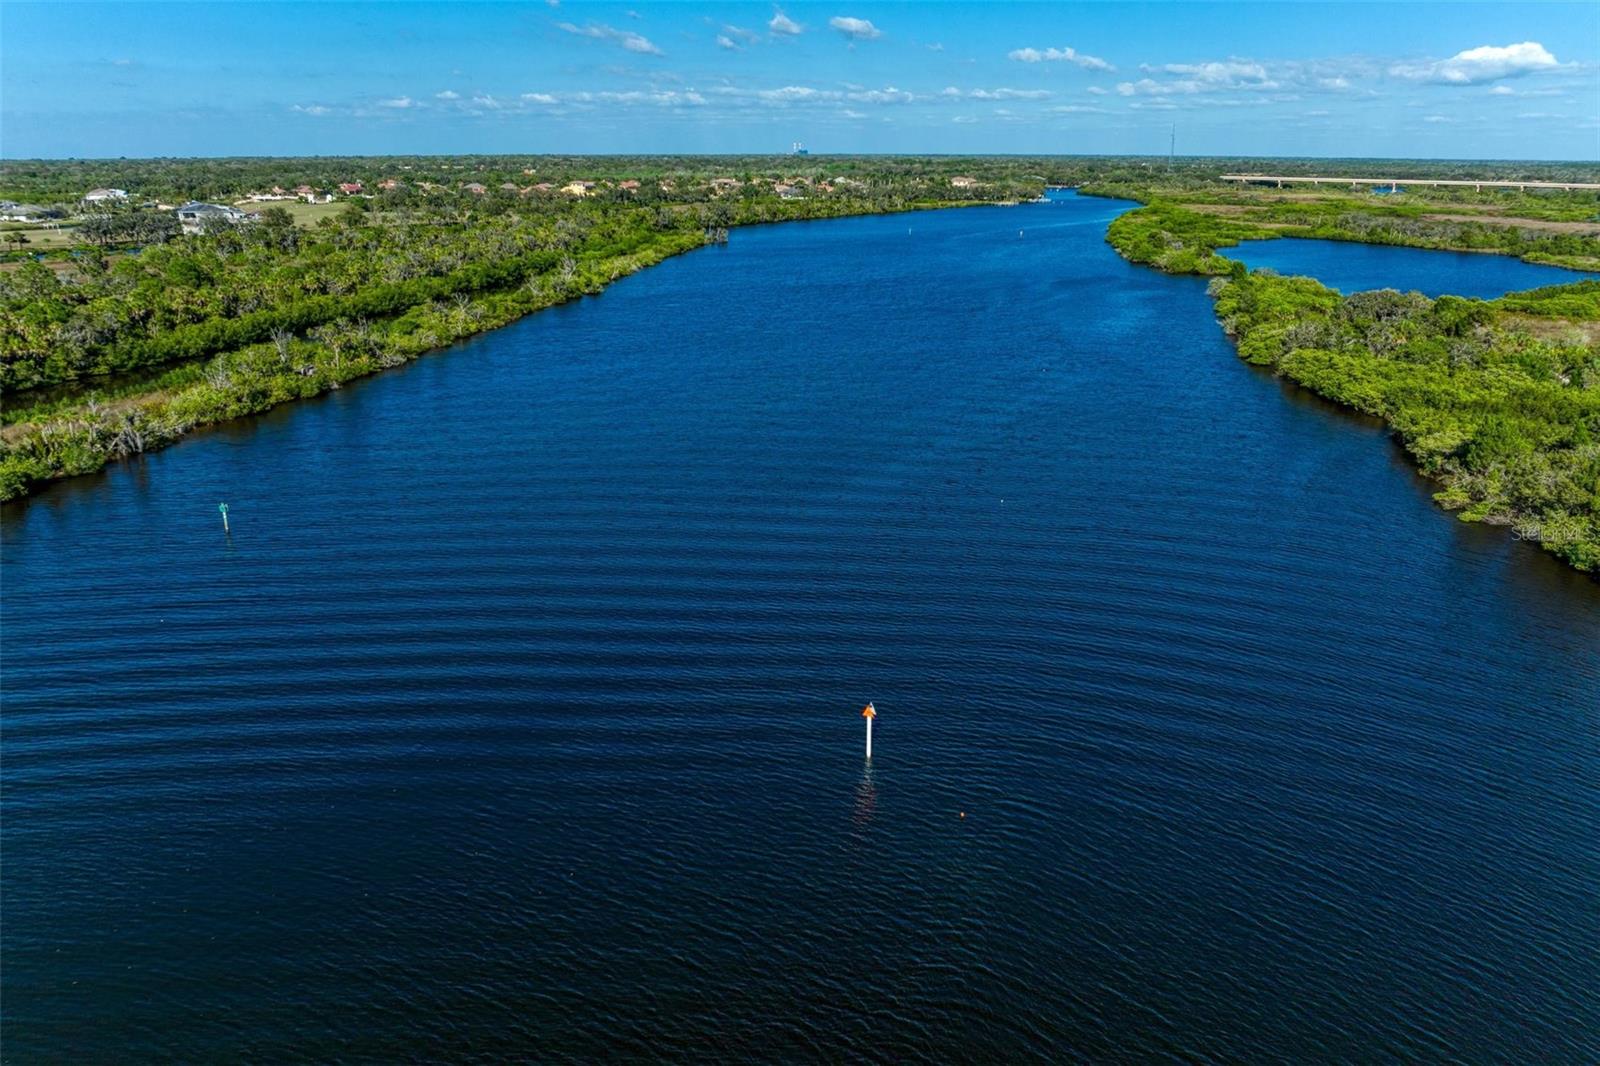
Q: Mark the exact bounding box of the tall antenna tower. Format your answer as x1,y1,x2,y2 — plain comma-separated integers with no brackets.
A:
1169,125,1175,170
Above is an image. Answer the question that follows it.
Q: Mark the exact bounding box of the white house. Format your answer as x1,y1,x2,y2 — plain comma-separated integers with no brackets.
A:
0,202,51,221
82,187,129,205
176,201,249,234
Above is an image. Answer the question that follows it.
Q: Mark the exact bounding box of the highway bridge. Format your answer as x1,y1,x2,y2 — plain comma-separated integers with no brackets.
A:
1221,174,1600,192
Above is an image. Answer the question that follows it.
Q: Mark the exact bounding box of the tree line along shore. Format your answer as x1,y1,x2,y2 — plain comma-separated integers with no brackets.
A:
1092,184,1599,573
2,155,1598,571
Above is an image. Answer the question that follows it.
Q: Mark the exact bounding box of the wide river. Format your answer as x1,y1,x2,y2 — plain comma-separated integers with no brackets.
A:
5,193,1598,1061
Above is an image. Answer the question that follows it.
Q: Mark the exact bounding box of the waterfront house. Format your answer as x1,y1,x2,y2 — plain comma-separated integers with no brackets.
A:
950,176,980,189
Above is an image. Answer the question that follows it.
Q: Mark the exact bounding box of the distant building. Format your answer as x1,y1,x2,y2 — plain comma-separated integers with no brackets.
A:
377,178,403,190
337,182,363,195
791,141,809,156
461,182,488,195
81,187,129,205
775,184,804,200
0,202,51,221
618,180,641,192
176,201,249,235
499,182,521,193
561,181,596,197
950,176,980,189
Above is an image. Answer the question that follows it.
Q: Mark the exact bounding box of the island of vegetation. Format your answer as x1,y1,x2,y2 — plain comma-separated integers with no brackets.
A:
3,155,1598,572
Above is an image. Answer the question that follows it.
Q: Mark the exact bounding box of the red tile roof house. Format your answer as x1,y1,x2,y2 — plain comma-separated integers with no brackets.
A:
461,183,488,195
618,180,641,192
337,182,364,194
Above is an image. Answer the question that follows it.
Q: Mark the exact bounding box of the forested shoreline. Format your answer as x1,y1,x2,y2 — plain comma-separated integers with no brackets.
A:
2,157,1054,500
4,154,1599,574
1103,199,1600,572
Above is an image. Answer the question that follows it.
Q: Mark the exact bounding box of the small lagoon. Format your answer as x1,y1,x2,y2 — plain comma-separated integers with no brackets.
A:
1225,236,1599,299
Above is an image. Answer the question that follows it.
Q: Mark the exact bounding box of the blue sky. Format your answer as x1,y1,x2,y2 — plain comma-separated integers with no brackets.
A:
3,2,1596,159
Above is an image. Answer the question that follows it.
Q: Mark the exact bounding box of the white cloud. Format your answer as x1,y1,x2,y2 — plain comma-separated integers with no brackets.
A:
521,93,558,104
1007,46,1113,72
1489,85,1515,96
724,24,759,43
1086,85,1108,96
848,86,912,103
557,21,664,56
1390,41,1557,85
435,90,460,100
291,104,331,116
1123,60,1278,95
968,88,1052,100
1422,114,1455,123
379,96,416,109
830,16,881,41
927,43,944,52
1113,55,1381,98
1049,105,1108,114
470,94,503,110
717,35,740,50
757,85,833,102
769,10,802,36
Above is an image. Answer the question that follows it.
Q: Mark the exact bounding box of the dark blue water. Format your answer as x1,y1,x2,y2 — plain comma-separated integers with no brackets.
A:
5,193,1598,1062
1226,236,1599,298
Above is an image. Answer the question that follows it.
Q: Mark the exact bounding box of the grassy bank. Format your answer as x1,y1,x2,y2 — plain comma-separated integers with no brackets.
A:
1105,201,1600,572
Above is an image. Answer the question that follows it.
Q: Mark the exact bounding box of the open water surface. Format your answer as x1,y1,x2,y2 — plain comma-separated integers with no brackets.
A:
1225,235,1598,297
4,192,1598,1061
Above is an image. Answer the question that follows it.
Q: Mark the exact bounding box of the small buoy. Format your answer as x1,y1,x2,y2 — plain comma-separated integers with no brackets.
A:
960,811,966,819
